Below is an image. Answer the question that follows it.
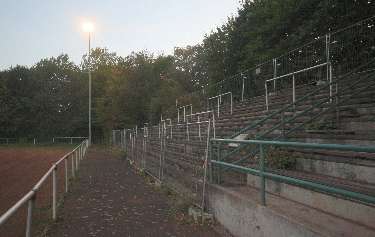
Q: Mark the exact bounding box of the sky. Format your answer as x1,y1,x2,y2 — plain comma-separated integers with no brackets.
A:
0,0,240,70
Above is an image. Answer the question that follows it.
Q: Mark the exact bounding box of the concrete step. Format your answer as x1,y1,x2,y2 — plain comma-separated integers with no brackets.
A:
209,184,375,237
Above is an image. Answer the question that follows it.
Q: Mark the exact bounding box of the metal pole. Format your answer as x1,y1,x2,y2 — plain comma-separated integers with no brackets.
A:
75,151,78,171
25,196,35,237
198,116,201,139
230,93,233,114
71,154,75,178
88,32,92,146
292,74,296,109
201,119,211,222
52,167,57,220
183,107,186,122
65,159,68,193
265,82,269,111
260,144,266,205
241,76,245,101
273,58,277,92
217,97,220,117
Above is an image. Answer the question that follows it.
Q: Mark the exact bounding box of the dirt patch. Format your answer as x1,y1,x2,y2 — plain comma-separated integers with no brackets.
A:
47,147,220,237
0,145,73,237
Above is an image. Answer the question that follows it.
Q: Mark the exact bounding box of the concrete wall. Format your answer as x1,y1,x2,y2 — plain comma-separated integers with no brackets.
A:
246,174,375,229
296,157,375,184
208,185,321,237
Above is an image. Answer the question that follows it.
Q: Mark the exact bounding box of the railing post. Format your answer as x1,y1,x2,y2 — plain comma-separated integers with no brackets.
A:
71,154,75,178
292,74,296,110
281,112,285,139
259,144,266,206
241,76,245,101
65,159,68,193
209,141,213,183
75,151,78,171
326,33,332,103
52,166,57,220
183,106,186,122
230,93,233,114
217,97,220,117
25,194,35,237
265,82,269,111
198,116,201,140
217,143,221,184
273,58,277,92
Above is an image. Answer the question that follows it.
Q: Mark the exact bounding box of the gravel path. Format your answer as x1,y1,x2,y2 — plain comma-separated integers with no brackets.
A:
47,148,219,237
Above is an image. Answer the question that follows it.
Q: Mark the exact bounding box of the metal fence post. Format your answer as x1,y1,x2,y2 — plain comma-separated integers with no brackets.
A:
259,144,266,205
75,151,78,171
65,159,68,193
241,76,245,101
265,82,269,111
273,58,277,92
217,143,221,184
71,154,75,178
292,74,296,109
217,97,220,117
52,166,57,220
25,195,35,237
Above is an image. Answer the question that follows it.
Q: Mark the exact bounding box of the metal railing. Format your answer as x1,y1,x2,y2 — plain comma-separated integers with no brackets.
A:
173,15,375,112
0,139,89,237
177,104,193,123
208,92,233,117
0,138,17,144
186,110,216,138
265,62,331,110
53,136,88,144
220,59,375,166
210,138,375,206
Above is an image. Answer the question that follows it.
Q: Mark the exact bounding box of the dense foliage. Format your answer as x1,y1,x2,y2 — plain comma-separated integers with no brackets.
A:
1,0,374,141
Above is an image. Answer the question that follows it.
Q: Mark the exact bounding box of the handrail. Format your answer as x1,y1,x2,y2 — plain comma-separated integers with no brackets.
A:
210,138,375,205
231,58,375,139
265,62,329,111
208,92,233,117
224,72,375,168
222,59,375,164
0,139,89,237
266,62,328,83
177,104,193,123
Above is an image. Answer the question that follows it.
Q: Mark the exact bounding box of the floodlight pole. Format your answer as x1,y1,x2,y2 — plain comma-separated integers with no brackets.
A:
88,32,92,145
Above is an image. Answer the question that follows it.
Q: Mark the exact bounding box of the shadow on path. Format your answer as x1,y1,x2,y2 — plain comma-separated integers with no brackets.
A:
47,148,218,237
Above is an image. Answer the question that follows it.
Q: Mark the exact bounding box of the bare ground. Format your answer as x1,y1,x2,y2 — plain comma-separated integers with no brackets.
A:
47,148,220,237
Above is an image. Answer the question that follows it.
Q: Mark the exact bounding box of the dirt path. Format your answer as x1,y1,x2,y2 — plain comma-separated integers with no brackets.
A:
47,148,219,237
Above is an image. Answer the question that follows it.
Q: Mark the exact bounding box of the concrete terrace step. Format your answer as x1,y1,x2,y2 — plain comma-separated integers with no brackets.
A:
209,184,375,237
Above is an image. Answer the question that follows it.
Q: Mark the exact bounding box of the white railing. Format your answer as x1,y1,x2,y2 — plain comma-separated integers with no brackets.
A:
208,92,233,117
53,136,88,144
0,138,17,144
186,110,216,139
0,139,89,237
177,104,193,123
265,62,332,111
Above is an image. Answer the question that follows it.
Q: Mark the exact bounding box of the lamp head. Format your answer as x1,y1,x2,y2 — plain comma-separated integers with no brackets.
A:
82,22,94,33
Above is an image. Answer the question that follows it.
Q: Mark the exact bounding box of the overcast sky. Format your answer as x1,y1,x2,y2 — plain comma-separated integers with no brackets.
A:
0,0,240,69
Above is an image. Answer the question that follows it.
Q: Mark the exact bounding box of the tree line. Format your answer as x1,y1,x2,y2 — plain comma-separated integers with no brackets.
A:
1,0,373,141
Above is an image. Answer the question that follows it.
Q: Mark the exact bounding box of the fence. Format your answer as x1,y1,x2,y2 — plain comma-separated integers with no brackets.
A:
52,137,88,144
173,15,375,112
0,139,89,237
115,118,213,213
210,138,375,206
0,138,17,144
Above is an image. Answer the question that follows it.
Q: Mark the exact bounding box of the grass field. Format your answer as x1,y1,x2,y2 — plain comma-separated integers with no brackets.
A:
0,145,75,237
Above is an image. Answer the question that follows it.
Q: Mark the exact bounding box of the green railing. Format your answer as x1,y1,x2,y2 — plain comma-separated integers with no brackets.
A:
221,59,375,164
210,138,375,206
